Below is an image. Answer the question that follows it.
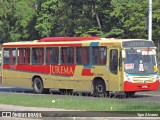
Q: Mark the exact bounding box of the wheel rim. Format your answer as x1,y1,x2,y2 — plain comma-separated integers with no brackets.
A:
97,84,104,93
33,78,43,94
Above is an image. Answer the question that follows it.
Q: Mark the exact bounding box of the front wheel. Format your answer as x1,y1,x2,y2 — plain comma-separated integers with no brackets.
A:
33,77,44,94
93,80,107,97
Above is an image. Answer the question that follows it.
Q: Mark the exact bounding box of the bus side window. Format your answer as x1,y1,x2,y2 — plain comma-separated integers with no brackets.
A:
32,48,44,64
5,48,16,64
18,49,24,63
18,48,30,64
100,47,107,64
9,50,14,63
61,48,67,64
3,49,10,64
38,49,44,64
61,47,74,64
24,49,30,64
46,48,51,64
32,49,37,64
67,47,74,64
46,47,59,64
110,49,118,74
76,47,90,65
83,47,90,65
76,47,83,64
92,47,98,64
92,47,106,65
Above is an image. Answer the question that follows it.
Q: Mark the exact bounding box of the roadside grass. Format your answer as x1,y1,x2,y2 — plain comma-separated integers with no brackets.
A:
0,92,160,111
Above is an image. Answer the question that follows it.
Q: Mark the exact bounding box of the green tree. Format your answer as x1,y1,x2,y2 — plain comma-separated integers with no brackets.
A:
74,0,112,37
35,0,112,37
108,0,148,38
0,0,38,42
0,0,159,42
0,0,11,42
152,0,160,42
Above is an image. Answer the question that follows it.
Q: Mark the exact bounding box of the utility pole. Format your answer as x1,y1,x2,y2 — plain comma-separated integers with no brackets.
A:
148,0,152,41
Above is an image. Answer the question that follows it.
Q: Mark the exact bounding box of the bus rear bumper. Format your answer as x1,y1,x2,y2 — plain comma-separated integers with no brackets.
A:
124,81,159,92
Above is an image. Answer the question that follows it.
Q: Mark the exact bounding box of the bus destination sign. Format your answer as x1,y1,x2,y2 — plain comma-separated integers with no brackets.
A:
122,40,154,48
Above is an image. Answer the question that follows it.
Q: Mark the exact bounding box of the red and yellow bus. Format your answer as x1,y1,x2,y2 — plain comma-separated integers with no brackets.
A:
1,37,159,97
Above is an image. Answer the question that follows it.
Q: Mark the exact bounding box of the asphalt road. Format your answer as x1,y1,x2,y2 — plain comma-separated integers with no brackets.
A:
0,84,160,104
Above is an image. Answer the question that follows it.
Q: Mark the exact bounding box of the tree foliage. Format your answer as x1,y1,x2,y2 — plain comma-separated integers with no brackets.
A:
0,0,159,43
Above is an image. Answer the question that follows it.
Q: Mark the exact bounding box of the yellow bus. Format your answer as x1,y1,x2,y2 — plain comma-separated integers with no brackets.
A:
1,37,159,97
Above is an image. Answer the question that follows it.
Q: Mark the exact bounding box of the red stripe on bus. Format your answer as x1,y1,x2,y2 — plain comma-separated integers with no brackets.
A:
81,68,93,76
3,64,76,77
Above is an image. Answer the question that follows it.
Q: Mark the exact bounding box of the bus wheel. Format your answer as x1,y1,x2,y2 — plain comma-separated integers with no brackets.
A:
93,80,106,97
125,92,135,98
33,77,43,94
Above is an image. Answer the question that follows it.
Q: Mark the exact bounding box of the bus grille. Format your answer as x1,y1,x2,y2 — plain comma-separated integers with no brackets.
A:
133,77,154,83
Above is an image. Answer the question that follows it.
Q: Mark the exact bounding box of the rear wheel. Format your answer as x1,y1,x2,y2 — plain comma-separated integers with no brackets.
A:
33,77,44,94
93,80,107,97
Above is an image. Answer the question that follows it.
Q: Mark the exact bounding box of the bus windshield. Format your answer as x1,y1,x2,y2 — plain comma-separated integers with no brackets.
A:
124,48,157,74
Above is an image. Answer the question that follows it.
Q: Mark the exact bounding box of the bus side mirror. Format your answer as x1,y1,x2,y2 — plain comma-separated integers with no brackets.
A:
122,49,126,58
154,66,158,72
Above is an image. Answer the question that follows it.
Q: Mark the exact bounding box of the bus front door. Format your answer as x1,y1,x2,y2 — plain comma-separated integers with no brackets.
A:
108,49,122,92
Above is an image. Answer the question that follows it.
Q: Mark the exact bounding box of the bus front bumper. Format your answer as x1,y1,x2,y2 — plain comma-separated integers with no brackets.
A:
124,81,159,92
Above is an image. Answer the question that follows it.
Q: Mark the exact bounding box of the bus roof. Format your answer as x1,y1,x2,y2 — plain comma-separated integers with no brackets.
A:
38,36,100,42
2,37,150,48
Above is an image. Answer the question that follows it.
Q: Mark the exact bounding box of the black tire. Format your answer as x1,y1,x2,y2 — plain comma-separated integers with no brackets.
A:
33,77,44,94
93,80,107,97
125,92,135,98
